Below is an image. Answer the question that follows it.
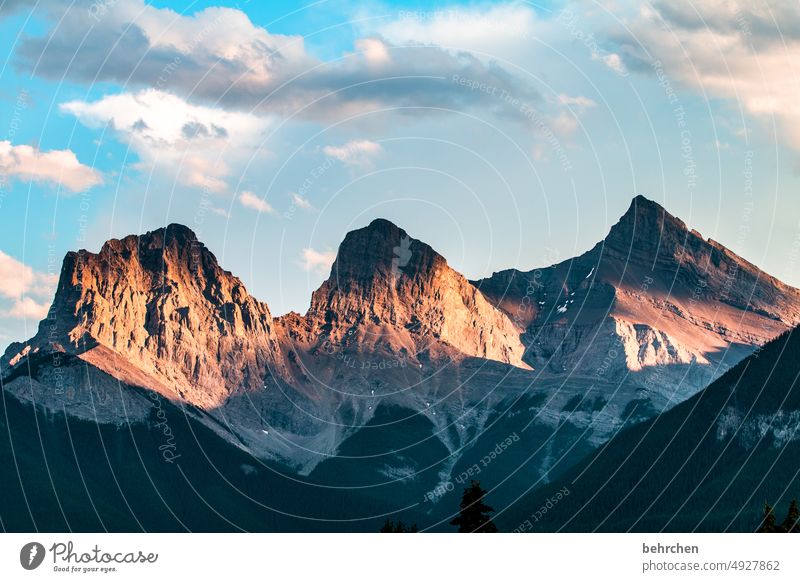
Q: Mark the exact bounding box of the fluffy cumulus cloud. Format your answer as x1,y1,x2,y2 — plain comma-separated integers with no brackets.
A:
610,0,800,149
0,140,101,193
17,0,541,121
61,90,271,193
0,250,57,319
238,190,273,214
301,248,336,274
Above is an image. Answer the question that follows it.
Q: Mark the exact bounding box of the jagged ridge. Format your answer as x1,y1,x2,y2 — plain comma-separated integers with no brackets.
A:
472,195,800,406
3,195,800,478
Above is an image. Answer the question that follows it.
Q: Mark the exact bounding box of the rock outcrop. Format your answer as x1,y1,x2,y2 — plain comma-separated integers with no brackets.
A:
298,218,528,368
2,224,289,411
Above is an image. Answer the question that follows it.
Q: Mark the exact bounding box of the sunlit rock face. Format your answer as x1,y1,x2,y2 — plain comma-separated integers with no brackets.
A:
2,224,289,411
301,218,529,369
474,195,800,407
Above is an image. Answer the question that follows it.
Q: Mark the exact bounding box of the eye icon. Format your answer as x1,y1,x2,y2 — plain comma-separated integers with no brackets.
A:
20,542,46,570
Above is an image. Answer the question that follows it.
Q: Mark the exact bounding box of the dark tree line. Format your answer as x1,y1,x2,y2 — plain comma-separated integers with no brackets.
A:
379,480,498,533
757,499,799,532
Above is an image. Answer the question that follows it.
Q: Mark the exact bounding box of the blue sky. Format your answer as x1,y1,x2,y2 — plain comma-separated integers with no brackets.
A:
1,0,799,346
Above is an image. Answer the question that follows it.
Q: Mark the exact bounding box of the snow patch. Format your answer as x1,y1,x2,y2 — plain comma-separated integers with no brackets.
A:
379,464,417,481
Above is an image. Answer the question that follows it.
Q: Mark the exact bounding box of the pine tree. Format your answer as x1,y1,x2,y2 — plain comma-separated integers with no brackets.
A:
450,480,498,533
757,502,777,533
380,519,394,533
782,499,799,533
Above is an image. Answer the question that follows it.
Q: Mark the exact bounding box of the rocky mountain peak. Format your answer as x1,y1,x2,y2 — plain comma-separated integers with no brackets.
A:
92,223,213,281
605,195,690,255
5,222,287,409
309,218,447,315
473,194,800,391
304,218,529,368
327,218,444,285
49,222,257,343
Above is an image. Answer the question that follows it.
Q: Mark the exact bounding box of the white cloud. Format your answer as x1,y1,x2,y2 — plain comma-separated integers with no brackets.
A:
597,52,626,75
24,1,311,98
355,38,390,66
614,0,800,149
376,5,537,55
61,89,272,193
557,94,597,110
7,297,51,319
290,192,312,210
0,250,57,299
0,140,101,193
239,190,273,214
24,1,540,122
323,140,383,167
0,250,57,320
367,7,599,140
549,94,597,136
302,248,336,274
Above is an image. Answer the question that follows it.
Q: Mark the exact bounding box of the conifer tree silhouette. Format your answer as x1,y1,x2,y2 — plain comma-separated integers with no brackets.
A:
450,480,498,533
781,499,799,533
757,503,778,533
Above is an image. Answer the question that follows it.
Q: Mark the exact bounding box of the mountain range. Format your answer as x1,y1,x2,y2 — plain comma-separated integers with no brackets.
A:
2,194,799,531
